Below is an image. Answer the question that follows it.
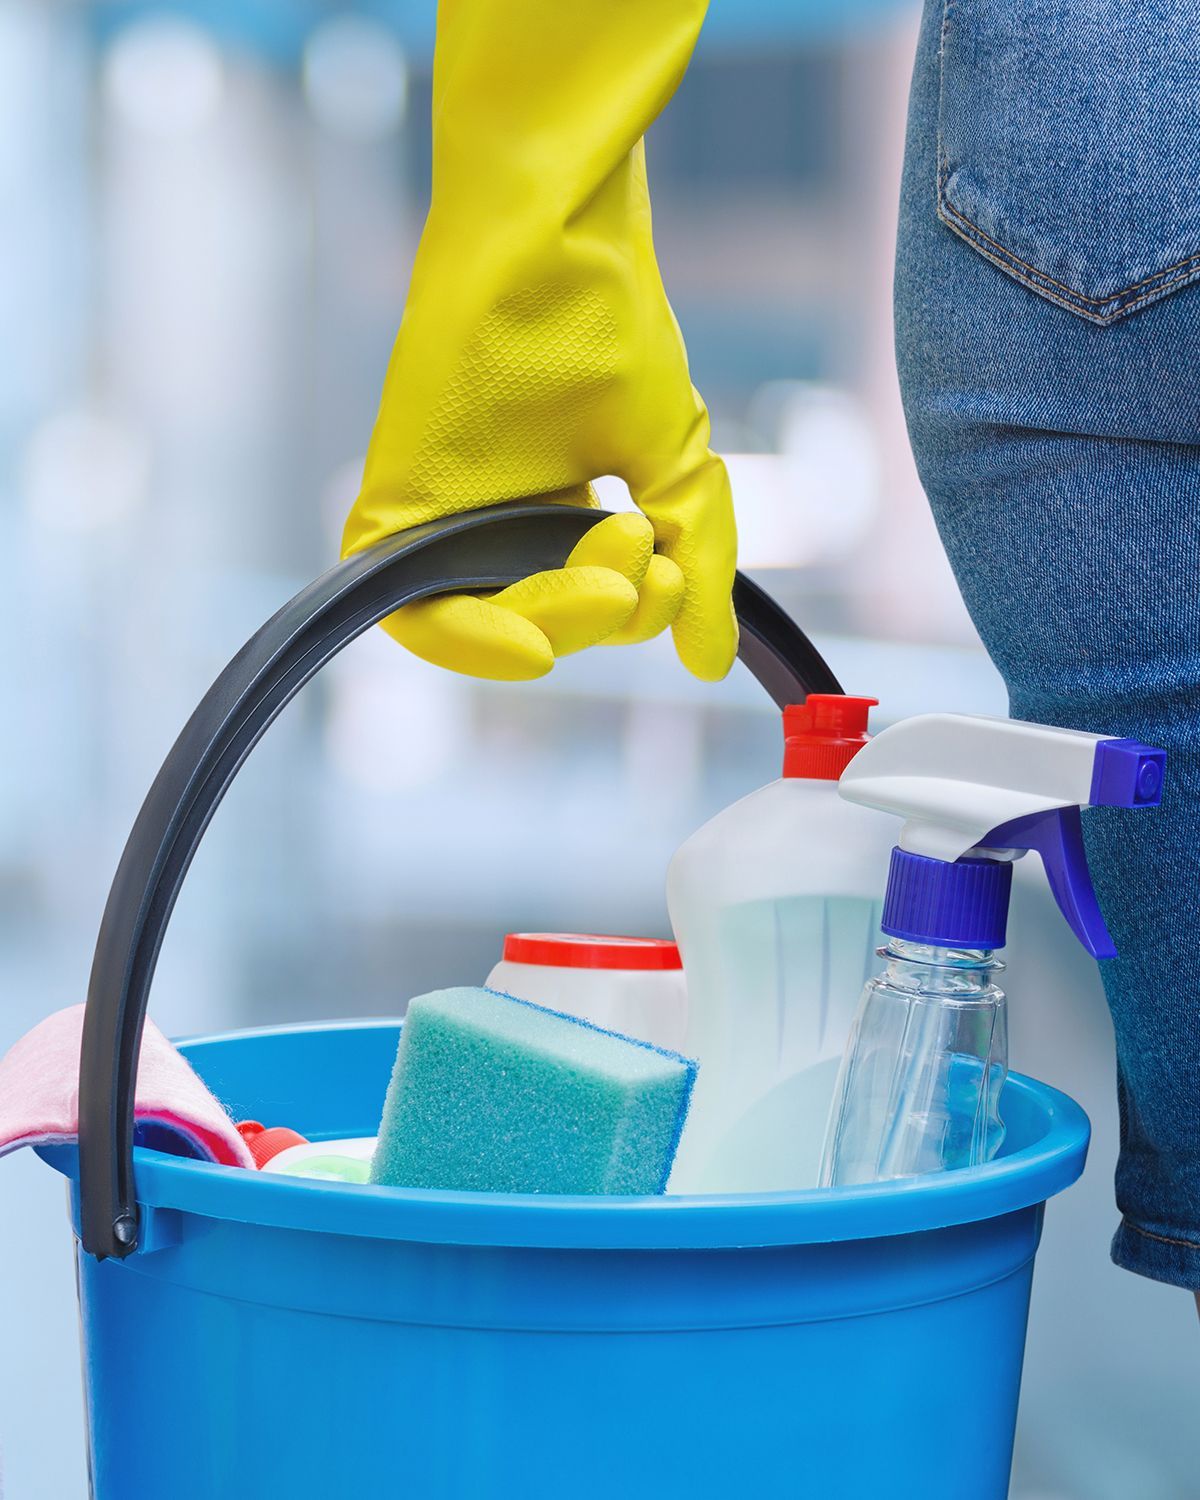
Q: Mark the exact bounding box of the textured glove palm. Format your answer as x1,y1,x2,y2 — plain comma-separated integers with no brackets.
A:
341,0,737,682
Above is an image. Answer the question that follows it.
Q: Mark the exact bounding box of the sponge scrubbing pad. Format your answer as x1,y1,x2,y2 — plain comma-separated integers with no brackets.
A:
370,987,697,1195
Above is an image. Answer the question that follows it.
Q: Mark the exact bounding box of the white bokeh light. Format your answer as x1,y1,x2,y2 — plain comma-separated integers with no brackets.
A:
731,381,881,568
22,408,151,532
103,17,223,139
303,16,408,142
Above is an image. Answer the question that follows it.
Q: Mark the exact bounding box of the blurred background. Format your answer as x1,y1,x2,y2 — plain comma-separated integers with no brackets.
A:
0,1,1195,1494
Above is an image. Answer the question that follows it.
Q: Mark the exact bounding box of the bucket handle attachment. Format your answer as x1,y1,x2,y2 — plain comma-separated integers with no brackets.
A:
78,502,842,1259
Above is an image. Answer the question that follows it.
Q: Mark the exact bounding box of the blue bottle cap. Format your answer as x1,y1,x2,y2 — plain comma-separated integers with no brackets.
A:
880,847,1012,950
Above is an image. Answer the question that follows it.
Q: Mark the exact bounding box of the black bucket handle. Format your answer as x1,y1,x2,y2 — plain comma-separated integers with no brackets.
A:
79,503,842,1259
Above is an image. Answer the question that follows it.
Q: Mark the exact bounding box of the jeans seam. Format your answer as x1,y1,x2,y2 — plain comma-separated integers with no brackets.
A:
936,201,1200,325
936,195,1200,318
934,0,952,216
1121,1218,1200,1253
940,195,1200,305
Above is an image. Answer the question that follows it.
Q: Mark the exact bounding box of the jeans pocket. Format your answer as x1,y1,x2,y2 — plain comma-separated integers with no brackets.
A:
937,0,1200,326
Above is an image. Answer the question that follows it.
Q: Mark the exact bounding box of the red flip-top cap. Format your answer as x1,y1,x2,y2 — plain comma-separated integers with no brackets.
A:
502,933,682,971
236,1120,309,1169
782,695,877,780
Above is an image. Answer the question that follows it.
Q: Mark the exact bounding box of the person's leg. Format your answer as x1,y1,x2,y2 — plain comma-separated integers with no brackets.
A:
895,0,1200,1288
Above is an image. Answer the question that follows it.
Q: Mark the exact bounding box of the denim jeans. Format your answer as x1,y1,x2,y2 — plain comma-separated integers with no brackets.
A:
895,0,1200,1288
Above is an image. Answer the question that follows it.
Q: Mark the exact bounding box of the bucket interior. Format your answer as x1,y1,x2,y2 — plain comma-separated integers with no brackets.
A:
178,1019,1069,1161
29,1020,1091,1252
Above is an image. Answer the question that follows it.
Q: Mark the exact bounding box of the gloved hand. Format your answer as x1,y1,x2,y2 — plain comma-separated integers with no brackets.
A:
341,0,737,683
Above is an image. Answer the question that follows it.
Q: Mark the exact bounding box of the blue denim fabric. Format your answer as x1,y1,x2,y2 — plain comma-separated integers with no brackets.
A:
895,0,1200,1288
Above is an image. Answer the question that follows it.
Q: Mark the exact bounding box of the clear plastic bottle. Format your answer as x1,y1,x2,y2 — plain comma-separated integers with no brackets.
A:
820,939,1007,1186
667,696,897,1193
817,713,1166,1189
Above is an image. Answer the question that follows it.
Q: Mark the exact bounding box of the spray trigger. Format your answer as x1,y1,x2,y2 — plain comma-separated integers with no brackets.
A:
982,808,1115,960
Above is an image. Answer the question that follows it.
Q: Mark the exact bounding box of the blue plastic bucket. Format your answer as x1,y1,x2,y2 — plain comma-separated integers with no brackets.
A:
48,509,1091,1497
42,1020,1088,1498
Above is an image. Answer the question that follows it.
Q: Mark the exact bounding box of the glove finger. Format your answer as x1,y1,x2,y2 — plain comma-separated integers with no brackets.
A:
492,565,638,657
383,593,555,681
634,454,739,682
601,553,685,646
564,511,655,588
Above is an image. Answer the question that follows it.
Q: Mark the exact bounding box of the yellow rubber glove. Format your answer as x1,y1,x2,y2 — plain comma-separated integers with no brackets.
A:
341,0,737,683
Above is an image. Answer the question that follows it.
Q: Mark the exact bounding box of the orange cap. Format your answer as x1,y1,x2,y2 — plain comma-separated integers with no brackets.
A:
782,695,877,780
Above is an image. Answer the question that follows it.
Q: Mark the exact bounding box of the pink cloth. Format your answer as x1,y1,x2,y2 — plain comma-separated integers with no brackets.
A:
0,1005,254,1168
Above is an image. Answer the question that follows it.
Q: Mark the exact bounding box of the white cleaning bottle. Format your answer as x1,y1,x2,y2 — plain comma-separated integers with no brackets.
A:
820,713,1166,1186
667,695,898,1193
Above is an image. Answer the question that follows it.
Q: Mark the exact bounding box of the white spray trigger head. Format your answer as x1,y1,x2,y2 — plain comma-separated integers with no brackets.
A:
837,713,1165,959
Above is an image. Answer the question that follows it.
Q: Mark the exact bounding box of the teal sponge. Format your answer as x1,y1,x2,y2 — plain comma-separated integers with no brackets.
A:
370,987,697,1195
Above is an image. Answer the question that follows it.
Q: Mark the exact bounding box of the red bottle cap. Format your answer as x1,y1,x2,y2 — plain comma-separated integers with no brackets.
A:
501,933,682,971
782,695,877,781
236,1120,309,1169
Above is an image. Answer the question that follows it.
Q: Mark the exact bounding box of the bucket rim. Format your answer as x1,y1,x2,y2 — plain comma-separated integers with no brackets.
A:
42,1021,1090,1252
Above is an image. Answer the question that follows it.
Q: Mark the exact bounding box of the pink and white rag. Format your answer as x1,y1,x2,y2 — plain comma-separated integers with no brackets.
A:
0,1004,254,1168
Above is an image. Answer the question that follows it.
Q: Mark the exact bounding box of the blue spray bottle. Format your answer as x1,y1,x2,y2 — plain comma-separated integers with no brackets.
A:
819,714,1165,1187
